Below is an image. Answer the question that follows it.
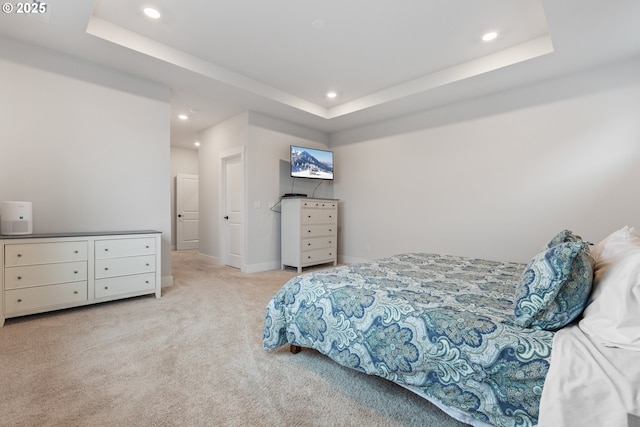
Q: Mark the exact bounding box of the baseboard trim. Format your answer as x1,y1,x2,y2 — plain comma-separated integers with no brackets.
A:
243,261,281,273
161,275,173,288
198,252,220,266
339,255,368,265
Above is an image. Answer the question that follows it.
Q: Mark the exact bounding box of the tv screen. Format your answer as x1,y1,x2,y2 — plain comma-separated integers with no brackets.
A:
290,145,334,180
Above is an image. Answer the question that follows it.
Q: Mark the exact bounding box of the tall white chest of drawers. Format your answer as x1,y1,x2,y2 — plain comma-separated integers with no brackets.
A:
0,231,161,326
281,198,338,273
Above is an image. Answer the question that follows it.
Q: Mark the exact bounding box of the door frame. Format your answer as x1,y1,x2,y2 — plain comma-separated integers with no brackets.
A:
219,147,246,271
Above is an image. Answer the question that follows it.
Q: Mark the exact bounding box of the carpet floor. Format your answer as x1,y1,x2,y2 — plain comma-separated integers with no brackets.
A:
0,250,468,427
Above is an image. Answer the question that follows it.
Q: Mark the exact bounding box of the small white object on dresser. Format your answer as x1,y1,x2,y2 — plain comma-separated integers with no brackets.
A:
0,231,161,327
281,198,338,273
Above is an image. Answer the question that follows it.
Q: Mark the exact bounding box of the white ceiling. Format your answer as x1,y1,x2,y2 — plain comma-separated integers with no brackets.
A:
0,0,639,149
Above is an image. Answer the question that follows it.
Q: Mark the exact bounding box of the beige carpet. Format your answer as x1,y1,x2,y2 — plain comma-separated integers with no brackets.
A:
0,251,467,427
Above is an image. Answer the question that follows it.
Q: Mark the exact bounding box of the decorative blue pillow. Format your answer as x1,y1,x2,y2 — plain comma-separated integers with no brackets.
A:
514,241,594,330
543,229,583,249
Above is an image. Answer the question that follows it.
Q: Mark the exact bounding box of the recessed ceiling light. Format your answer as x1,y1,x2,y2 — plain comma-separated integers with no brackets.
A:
143,7,161,20
326,91,337,99
482,31,498,42
194,141,201,147
178,114,188,120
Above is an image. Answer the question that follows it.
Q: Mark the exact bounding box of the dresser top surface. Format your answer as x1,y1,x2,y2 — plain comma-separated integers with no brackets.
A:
282,197,339,201
0,230,161,240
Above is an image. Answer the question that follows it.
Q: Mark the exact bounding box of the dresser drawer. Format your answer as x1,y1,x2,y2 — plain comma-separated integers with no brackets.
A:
302,224,337,238
5,241,88,266
301,200,338,209
4,261,87,289
95,237,156,259
95,255,156,279
95,273,156,298
4,281,88,315
301,237,336,251
301,209,337,225
301,248,336,266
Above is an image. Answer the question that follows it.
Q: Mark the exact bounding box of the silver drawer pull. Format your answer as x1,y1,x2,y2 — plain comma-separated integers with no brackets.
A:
145,280,149,284
146,245,150,249
104,286,109,290
146,263,150,266
74,250,78,254
73,291,78,295
104,248,109,251
104,267,109,271
74,271,78,274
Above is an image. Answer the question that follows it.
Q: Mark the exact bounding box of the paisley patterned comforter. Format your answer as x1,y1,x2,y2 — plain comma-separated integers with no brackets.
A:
263,253,554,427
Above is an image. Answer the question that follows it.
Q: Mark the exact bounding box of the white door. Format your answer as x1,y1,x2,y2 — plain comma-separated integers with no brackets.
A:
223,155,243,269
176,173,199,250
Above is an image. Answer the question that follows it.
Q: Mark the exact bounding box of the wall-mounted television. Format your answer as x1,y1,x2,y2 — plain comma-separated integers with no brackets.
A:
290,145,334,180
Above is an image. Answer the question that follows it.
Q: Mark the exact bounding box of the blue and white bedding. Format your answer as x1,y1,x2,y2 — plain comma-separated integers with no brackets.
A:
263,253,554,427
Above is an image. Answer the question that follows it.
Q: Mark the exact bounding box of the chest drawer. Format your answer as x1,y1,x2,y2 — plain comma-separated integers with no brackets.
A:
95,273,156,299
301,209,337,225
302,224,337,238
4,281,88,315
5,241,88,266
5,261,87,289
95,238,156,259
301,237,336,251
301,200,338,209
95,255,156,279
301,248,336,266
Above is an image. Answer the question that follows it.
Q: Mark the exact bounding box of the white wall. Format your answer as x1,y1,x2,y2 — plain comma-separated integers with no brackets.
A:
332,57,640,264
198,111,329,271
245,113,330,271
170,146,199,249
0,37,173,279
197,112,248,262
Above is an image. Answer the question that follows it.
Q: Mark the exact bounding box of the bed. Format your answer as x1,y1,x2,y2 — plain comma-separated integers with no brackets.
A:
263,227,640,427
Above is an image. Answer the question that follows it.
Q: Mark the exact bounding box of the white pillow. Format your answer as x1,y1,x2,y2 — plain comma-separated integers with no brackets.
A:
590,225,640,268
579,226,640,350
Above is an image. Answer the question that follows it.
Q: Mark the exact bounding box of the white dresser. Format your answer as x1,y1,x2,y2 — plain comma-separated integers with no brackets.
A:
281,198,338,273
0,231,161,326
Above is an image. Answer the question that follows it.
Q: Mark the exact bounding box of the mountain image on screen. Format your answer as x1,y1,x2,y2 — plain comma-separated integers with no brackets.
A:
291,148,333,179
